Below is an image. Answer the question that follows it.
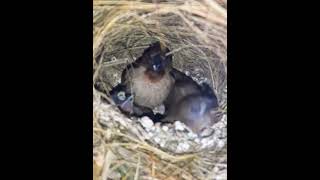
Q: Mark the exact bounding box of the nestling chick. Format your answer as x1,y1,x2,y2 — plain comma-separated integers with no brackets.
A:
163,69,219,134
163,68,202,116
175,83,219,134
121,41,175,110
109,84,135,115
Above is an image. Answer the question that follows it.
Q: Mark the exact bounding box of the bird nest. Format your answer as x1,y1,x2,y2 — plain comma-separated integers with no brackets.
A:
93,0,227,179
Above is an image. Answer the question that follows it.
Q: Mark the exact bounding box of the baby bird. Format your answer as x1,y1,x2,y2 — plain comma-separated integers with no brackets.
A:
121,41,175,111
109,84,135,115
163,69,219,134
163,68,202,115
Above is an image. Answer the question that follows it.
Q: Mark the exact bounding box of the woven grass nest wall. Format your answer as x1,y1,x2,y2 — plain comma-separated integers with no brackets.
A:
93,0,227,179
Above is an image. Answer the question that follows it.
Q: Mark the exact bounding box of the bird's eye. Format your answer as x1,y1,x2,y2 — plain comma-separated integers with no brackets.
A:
117,91,126,101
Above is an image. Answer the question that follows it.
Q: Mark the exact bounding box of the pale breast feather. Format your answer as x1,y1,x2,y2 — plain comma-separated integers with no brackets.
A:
132,72,173,108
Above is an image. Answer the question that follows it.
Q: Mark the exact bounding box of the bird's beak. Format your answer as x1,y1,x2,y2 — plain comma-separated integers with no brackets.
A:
120,95,134,114
152,64,160,71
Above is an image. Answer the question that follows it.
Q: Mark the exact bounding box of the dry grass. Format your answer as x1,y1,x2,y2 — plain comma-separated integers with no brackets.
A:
93,106,227,179
93,0,227,179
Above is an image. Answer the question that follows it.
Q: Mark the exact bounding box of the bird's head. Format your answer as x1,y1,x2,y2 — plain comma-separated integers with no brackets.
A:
141,41,172,73
109,84,134,114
